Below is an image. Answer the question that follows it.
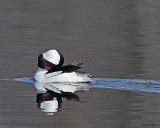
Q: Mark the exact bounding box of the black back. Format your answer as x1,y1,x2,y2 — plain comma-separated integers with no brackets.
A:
47,62,83,73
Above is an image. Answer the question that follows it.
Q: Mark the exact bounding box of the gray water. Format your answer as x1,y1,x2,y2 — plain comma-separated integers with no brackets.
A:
1,0,160,128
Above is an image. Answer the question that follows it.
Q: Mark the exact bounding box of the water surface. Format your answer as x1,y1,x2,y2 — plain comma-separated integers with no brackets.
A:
1,0,160,128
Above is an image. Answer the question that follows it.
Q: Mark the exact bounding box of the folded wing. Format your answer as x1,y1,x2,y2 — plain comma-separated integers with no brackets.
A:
47,62,83,74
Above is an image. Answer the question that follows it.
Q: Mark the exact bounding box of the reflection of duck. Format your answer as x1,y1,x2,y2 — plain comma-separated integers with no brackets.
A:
36,93,59,115
34,82,89,115
34,49,92,83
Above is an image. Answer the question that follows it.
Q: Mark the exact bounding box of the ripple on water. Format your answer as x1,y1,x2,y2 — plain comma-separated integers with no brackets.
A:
12,77,160,93
91,78,160,93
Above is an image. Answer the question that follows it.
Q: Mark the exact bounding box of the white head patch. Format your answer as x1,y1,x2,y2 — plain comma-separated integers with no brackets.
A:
43,50,60,65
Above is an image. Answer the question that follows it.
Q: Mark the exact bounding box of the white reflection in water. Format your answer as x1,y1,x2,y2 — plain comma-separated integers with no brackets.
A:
13,77,90,115
40,97,58,116
34,82,90,115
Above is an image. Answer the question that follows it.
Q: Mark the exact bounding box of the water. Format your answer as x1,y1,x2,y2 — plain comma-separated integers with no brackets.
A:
1,0,160,128
13,77,160,93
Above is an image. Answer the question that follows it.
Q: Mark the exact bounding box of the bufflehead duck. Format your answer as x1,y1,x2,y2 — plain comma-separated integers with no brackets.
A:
34,49,91,83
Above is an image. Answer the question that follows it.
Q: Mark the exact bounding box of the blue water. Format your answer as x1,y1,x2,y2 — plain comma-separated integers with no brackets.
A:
12,77,160,93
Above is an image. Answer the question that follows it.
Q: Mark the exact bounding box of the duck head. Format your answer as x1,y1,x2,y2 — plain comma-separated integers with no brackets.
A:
38,49,64,70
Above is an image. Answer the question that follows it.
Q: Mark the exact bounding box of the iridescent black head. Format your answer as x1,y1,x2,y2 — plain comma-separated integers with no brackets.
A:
38,50,64,70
